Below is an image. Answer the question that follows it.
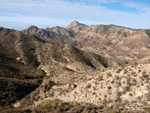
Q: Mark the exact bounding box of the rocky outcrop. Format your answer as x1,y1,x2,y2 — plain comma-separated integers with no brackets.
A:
22,25,39,35
66,20,87,29
22,26,73,43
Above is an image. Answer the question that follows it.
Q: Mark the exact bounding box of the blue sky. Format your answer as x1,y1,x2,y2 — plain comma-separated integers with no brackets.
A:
0,0,150,30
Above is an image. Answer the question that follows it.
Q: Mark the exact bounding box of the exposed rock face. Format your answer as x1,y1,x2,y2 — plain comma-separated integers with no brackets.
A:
22,26,74,44
21,22,150,64
23,25,39,35
70,24,150,63
22,26,53,40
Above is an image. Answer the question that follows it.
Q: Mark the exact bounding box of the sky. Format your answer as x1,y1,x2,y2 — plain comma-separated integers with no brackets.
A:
0,0,150,30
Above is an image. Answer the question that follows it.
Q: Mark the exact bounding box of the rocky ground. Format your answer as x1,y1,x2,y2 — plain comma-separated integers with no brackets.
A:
11,62,150,112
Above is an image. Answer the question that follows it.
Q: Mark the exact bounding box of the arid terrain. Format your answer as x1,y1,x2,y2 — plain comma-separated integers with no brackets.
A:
0,21,150,113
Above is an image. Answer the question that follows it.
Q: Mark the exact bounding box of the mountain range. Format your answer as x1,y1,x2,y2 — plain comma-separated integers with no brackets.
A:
1,21,150,112
22,21,150,64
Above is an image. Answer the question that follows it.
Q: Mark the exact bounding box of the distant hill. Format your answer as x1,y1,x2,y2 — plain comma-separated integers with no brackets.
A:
21,21,150,64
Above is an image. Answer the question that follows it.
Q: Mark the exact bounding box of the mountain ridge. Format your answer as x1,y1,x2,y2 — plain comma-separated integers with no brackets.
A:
0,27,112,110
66,20,87,29
21,21,150,64
1,21,150,112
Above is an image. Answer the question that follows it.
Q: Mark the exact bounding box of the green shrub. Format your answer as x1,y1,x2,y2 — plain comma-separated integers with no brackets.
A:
7,82,17,91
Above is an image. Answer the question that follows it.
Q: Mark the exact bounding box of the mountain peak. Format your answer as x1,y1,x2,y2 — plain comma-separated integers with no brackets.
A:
66,20,86,29
22,25,39,35
28,25,39,29
45,27,50,30
71,20,80,24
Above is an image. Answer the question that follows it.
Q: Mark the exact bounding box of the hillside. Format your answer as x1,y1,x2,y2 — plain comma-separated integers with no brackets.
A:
0,27,46,107
22,21,150,64
1,22,150,112
0,27,111,112
22,26,73,43
71,24,150,61
25,63,150,113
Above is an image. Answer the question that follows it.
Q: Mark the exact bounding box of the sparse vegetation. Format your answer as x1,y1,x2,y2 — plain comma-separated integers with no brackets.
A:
116,69,122,73
142,71,149,78
138,69,141,73
124,86,130,92
107,86,112,90
134,62,138,65
1,22,150,113
0,35,45,107
129,93,133,96
86,83,92,89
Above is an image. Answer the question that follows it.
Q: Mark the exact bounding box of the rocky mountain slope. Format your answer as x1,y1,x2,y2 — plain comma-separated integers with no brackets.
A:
19,63,150,112
22,21,150,64
70,24,150,62
0,27,111,112
1,21,150,113
22,25,73,43
0,27,46,107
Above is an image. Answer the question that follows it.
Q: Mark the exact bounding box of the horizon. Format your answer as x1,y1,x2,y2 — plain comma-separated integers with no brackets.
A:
6,21,150,31
0,0,150,30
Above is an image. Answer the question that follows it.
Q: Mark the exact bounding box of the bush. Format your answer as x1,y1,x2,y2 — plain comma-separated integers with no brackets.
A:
116,69,122,73
124,86,130,92
86,83,91,89
7,82,17,91
107,86,112,90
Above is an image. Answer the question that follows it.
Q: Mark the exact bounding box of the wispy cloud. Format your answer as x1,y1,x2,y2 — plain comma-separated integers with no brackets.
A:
64,0,119,5
123,2,150,13
0,0,150,30
0,15,69,30
99,0,119,3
